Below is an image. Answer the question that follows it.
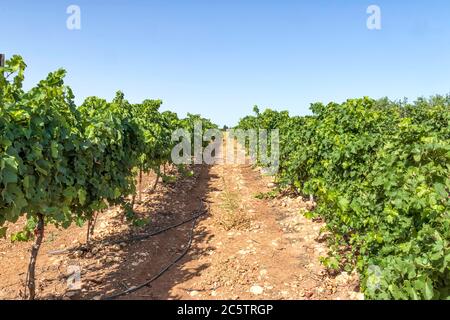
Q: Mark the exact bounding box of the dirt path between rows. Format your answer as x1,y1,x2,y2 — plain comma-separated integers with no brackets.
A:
0,142,362,300
126,162,360,300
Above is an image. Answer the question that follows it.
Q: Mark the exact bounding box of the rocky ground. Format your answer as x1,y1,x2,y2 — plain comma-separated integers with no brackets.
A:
0,148,362,300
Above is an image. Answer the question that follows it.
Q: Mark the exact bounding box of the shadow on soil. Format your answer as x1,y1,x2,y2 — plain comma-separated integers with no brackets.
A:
39,164,220,300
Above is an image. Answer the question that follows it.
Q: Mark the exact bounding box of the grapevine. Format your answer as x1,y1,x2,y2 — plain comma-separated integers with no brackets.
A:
237,98,450,300
0,56,216,299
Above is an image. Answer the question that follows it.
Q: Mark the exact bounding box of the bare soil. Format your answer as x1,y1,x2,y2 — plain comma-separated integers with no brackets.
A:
0,148,362,300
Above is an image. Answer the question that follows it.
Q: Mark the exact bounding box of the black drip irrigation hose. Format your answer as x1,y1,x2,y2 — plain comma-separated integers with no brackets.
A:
112,206,206,245
42,200,208,299
47,206,207,256
101,211,206,300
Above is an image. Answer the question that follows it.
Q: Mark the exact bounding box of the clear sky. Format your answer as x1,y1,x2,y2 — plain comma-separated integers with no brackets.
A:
2,0,450,126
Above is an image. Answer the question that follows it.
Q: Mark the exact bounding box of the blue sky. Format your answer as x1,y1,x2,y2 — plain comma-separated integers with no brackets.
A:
2,0,450,126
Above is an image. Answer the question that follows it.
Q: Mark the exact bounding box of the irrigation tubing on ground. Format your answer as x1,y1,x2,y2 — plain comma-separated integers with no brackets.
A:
113,203,207,245
102,209,204,300
47,200,207,256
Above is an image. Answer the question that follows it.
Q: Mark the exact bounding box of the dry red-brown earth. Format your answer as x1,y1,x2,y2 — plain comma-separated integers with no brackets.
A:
0,142,362,300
